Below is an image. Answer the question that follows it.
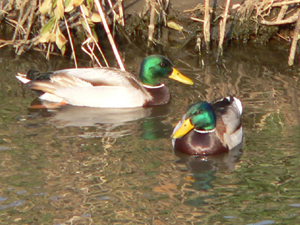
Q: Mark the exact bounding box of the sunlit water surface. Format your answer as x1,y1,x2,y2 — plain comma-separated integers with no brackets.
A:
1,44,300,224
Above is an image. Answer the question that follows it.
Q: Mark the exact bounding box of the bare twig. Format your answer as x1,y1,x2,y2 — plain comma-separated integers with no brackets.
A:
17,0,37,55
157,0,168,25
64,17,78,68
12,0,26,42
276,33,290,42
118,0,125,26
107,0,124,26
148,0,156,47
272,0,300,7
80,5,107,67
94,0,125,70
190,17,205,23
5,18,26,33
81,38,102,67
19,1,34,26
218,0,231,58
196,32,202,57
277,4,288,21
203,0,210,53
260,9,300,25
46,42,52,60
288,9,300,66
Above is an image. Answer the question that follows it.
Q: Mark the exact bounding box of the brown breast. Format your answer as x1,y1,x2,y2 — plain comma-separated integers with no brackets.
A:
143,85,171,106
173,130,229,155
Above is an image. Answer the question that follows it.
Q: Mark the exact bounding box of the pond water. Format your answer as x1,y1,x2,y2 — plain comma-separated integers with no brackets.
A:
0,42,300,224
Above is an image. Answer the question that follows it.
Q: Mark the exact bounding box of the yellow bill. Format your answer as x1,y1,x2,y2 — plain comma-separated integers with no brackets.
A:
169,68,193,85
172,118,194,139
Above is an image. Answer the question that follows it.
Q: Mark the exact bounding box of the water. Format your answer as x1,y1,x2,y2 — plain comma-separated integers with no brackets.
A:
0,43,300,224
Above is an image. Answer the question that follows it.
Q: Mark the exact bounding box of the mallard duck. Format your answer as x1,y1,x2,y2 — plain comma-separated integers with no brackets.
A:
16,55,193,108
172,96,243,155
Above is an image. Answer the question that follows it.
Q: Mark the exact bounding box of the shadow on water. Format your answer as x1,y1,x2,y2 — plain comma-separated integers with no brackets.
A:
1,43,300,224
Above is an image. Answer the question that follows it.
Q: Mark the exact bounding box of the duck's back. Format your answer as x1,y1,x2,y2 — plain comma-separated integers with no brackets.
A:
25,67,153,108
213,96,243,150
53,67,142,87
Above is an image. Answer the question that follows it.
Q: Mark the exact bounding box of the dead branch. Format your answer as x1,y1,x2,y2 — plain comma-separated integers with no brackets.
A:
94,0,125,70
272,0,300,7
260,9,300,25
203,0,210,53
17,0,37,55
64,17,77,68
107,0,124,26
80,5,106,67
12,0,27,42
218,0,231,58
277,4,288,21
148,0,156,47
288,9,300,66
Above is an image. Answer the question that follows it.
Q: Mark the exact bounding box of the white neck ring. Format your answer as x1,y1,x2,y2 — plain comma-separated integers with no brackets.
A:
194,128,216,133
143,83,165,89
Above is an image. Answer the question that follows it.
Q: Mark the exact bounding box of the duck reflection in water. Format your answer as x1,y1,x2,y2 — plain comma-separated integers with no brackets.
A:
28,98,172,139
173,145,242,207
174,144,242,190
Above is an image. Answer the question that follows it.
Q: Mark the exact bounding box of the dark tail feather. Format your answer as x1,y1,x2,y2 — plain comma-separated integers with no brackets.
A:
27,69,53,81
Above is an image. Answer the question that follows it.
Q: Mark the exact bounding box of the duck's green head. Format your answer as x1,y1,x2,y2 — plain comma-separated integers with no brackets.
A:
139,55,193,86
172,101,216,139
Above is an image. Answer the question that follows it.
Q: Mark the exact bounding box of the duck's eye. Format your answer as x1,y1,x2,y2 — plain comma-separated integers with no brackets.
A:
194,110,202,115
159,62,166,67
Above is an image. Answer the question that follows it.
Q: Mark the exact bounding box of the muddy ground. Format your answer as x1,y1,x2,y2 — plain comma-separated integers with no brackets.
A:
122,0,291,51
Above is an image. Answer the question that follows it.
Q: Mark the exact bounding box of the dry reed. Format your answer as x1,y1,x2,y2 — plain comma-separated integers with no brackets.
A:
1,0,300,65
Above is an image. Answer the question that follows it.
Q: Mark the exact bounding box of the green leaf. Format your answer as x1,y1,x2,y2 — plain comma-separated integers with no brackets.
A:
86,0,93,10
91,27,98,42
52,0,58,8
40,17,57,35
64,0,71,7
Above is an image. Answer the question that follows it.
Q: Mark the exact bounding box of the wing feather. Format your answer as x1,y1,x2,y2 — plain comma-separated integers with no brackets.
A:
18,67,152,108
53,68,142,87
54,86,151,108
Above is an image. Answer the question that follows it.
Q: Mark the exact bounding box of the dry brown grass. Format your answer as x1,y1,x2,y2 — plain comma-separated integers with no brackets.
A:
1,0,300,65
